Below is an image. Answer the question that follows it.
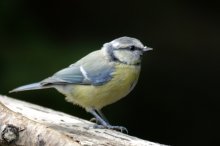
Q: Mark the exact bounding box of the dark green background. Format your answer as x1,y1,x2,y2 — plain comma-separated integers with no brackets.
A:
1,0,219,145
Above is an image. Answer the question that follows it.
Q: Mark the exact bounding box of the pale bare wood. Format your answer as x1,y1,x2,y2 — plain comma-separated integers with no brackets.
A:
0,95,166,146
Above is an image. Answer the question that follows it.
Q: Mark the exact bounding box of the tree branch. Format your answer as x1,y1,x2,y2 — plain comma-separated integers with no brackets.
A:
0,95,166,146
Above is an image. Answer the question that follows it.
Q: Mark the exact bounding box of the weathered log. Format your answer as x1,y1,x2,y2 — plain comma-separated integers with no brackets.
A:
0,95,165,146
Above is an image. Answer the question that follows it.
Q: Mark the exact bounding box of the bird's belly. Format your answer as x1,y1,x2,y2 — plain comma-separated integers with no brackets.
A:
64,65,141,109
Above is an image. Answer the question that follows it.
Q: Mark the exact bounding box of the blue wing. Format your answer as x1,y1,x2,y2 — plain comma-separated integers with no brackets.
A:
41,51,115,86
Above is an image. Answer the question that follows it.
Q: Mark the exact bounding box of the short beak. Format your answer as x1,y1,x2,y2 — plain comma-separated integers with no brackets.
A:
143,46,153,52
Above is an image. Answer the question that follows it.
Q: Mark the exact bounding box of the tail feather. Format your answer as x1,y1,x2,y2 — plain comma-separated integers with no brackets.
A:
9,82,50,93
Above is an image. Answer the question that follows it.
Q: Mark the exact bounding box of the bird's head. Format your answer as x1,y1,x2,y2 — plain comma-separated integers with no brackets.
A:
102,36,152,65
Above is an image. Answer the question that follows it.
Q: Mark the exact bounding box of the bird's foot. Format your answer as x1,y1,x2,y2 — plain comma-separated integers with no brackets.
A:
90,118,103,125
93,124,128,134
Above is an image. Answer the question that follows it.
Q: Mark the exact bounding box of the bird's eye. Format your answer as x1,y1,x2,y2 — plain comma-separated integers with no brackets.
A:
129,46,135,51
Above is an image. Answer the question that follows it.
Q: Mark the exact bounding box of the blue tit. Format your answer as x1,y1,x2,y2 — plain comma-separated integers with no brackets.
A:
10,36,152,132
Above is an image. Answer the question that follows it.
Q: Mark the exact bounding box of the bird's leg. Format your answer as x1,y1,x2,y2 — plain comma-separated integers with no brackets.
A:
89,109,109,125
88,109,128,133
89,109,109,126
97,109,109,124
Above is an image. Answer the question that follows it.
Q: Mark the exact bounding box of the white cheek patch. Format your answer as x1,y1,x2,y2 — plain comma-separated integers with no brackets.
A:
113,50,130,64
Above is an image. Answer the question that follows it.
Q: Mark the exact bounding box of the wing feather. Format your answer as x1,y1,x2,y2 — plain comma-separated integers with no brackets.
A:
41,51,115,86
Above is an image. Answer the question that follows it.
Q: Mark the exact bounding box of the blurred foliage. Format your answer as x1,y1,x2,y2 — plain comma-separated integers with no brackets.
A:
0,0,220,145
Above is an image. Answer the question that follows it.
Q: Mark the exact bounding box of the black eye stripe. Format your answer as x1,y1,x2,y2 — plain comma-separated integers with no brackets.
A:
127,46,142,51
114,46,143,51
129,46,135,51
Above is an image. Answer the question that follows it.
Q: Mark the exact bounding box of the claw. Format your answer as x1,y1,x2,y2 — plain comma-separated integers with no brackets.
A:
93,124,128,134
90,118,97,123
90,118,103,125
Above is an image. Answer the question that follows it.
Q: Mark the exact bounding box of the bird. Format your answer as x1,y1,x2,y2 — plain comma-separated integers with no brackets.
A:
10,36,152,132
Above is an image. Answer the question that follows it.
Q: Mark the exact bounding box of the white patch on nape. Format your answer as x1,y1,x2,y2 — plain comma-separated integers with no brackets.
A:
112,41,120,48
80,66,90,81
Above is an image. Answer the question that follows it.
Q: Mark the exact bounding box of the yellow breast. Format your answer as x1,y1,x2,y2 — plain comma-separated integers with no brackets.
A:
65,64,141,109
